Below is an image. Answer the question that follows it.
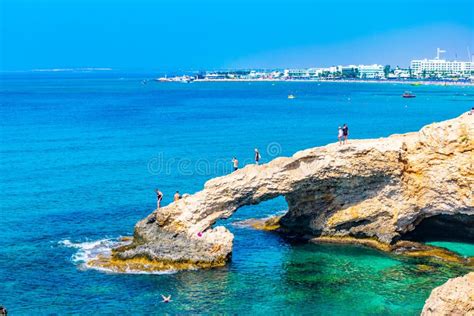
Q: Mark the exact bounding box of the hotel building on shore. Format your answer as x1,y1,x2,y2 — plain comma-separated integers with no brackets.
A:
358,64,385,79
410,49,474,78
194,49,473,81
283,64,384,79
341,64,384,79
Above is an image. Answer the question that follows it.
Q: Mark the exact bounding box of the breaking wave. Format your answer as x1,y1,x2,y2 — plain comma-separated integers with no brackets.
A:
58,238,176,275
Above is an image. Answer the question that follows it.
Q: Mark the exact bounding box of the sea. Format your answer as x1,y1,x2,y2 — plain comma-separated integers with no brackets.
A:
1,72,473,315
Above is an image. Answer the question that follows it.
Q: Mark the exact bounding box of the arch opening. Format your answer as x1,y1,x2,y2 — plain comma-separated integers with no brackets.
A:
402,214,474,243
215,195,289,229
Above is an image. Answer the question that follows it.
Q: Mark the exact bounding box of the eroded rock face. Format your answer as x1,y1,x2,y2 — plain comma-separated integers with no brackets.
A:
108,113,473,270
422,272,474,316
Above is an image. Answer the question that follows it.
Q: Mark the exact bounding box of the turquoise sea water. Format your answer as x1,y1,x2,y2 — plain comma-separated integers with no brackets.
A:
1,73,473,314
426,241,474,257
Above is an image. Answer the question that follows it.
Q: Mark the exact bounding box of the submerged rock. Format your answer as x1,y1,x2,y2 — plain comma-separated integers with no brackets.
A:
422,272,474,315
100,113,473,271
235,215,282,231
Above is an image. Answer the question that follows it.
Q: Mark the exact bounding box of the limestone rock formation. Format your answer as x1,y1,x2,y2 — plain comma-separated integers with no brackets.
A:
100,113,473,271
422,272,474,316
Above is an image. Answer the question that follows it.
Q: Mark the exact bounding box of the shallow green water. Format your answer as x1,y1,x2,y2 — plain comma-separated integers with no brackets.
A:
426,241,474,257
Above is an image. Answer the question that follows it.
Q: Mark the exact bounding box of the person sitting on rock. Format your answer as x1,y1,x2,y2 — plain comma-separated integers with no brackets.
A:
174,191,181,202
155,189,163,209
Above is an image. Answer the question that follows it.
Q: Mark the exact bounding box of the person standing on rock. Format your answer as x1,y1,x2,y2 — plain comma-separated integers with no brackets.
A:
232,157,239,171
338,126,343,145
174,191,181,202
254,148,261,165
155,189,163,209
342,124,349,144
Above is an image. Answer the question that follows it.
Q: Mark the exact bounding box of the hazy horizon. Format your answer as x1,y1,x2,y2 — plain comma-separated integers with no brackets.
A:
1,0,473,71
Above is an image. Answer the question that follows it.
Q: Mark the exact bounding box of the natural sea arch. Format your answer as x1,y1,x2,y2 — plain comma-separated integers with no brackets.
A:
94,114,473,272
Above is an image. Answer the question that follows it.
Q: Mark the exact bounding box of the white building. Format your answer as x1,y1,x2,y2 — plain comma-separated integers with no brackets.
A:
284,69,310,79
410,49,474,77
338,64,384,78
307,68,321,78
387,67,411,79
357,64,384,79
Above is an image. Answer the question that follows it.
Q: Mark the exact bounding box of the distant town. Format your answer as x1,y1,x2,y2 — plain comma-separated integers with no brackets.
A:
156,49,474,83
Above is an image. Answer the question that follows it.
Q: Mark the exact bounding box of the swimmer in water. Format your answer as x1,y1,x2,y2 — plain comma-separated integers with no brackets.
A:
161,295,172,303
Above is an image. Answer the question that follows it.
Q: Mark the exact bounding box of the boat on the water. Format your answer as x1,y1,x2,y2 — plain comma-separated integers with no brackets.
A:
402,91,416,98
288,94,296,99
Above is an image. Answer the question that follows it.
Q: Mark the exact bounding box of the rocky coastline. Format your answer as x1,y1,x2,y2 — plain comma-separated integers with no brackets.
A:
89,113,473,273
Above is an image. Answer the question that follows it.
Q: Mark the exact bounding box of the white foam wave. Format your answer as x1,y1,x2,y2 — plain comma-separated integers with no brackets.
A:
58,238,177,275
59,238,122,264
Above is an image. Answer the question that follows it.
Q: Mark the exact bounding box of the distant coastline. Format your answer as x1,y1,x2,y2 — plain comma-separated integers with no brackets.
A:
155,52,474,85
169,78,474,86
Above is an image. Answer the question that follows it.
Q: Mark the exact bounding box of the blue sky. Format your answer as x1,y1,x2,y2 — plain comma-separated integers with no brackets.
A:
1,0,473,71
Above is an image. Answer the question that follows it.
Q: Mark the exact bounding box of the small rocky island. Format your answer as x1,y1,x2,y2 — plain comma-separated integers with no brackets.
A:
95,113,472,271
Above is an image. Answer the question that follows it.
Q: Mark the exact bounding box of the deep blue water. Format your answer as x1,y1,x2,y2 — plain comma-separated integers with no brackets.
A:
1,73,473,314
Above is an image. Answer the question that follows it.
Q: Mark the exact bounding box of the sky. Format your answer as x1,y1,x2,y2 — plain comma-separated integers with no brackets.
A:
0,0,473,71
